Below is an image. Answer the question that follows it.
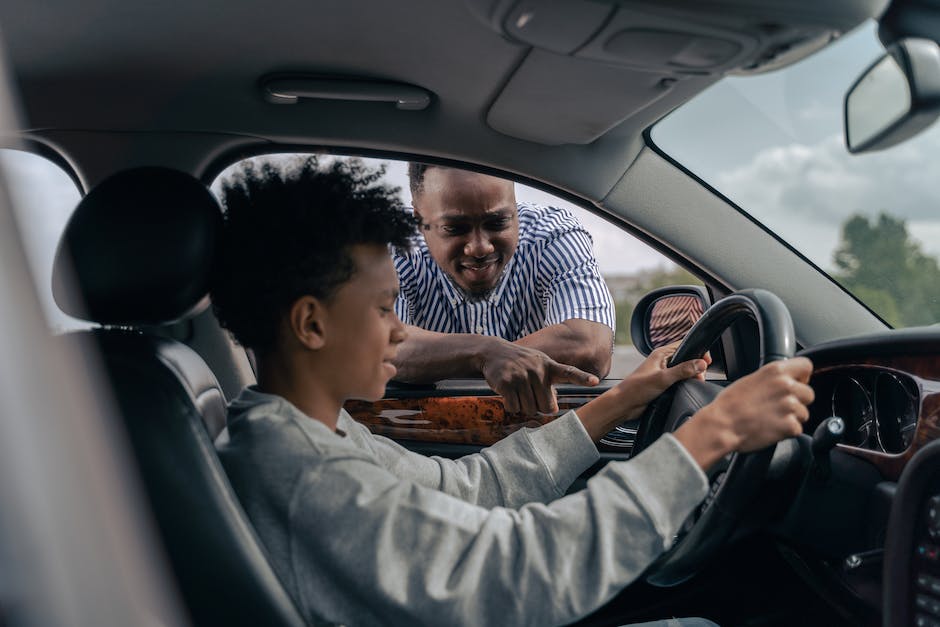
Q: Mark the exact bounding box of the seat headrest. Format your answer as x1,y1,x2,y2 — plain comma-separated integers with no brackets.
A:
53,167,223,326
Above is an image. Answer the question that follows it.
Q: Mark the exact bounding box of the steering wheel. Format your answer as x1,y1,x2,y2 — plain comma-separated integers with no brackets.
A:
635,288,796,587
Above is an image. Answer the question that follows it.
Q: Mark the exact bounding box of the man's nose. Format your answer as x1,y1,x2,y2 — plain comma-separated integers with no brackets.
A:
464,229,495,257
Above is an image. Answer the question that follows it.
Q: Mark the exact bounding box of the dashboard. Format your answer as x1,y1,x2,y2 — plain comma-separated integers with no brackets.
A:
764,329,940,623
801,329,940,481
809,366,920,453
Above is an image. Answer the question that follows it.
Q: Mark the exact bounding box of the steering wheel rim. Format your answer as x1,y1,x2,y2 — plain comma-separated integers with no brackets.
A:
639,288,796,587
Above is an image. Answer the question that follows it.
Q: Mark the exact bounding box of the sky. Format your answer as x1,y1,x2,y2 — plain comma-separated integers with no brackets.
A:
10,18,940,329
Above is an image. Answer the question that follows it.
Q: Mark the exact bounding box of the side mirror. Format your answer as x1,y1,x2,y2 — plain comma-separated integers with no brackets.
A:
629,286,709,356
845,38,940,154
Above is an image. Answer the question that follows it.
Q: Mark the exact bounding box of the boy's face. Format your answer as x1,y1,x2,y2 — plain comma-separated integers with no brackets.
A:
321,243,406,401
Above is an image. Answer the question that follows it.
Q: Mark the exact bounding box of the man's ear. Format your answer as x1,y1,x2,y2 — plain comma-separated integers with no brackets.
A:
412,207,430,232
288,295,327,350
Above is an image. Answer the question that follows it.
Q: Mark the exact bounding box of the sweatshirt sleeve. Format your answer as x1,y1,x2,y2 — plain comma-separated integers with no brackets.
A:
288,430,709,627
343,408,600,508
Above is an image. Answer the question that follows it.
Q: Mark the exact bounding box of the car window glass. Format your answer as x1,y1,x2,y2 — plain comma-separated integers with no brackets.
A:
212,155,702,377
0,148,89,332
653,20,940,329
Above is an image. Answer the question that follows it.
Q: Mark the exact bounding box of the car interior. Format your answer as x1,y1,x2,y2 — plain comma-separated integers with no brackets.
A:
2,0,940,625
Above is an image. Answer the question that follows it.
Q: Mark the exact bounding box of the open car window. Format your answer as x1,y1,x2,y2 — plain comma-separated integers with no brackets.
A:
211,154,703,379
1,148,88,332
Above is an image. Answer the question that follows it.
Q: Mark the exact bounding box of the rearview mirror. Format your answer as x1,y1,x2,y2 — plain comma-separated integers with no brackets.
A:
630,286,709,356
845,38,940,154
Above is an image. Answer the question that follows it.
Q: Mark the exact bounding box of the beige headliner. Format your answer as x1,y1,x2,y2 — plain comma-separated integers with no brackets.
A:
0,0,884,196
0,0,890,345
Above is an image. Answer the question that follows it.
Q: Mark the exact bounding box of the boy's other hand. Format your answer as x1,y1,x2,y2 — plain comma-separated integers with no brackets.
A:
618,342,710,413
674,357,815,470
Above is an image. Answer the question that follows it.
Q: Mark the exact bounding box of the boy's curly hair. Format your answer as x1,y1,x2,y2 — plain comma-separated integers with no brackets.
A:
211,156,416,353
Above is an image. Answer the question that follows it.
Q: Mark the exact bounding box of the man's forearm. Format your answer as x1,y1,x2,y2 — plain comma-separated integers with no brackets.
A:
393,325,602,414
392,325,497,382
514,319,613,377
394,320,613,383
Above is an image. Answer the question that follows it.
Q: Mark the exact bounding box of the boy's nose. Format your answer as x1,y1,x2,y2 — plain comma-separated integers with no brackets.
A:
390,316,407,344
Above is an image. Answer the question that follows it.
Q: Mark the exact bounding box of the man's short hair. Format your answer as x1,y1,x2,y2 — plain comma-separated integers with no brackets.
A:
407,161,434,200
211,156,416,353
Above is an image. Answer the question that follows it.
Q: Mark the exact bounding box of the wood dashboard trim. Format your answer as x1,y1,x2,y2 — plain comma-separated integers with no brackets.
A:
345,394,615,450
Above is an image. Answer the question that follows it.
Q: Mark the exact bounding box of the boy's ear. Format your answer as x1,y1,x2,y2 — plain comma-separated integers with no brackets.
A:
288,295,327,350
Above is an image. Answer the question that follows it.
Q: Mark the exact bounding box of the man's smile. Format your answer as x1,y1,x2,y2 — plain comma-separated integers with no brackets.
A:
458,256,501,286
460,258,498,271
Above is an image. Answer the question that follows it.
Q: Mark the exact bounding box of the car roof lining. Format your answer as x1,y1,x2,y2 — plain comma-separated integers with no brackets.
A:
2,0,887,198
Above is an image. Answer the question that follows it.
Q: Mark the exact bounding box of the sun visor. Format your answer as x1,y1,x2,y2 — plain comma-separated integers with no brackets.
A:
486,50,678,145
474,0,887,144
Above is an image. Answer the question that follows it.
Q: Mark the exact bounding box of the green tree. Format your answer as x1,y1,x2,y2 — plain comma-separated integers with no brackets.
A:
833,212,940,327
613,299,634,345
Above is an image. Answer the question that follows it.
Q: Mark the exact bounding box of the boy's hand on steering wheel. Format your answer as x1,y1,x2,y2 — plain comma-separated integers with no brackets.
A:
675,357,815,470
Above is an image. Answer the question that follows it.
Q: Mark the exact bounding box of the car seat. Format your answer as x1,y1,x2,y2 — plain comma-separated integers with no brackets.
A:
52,167,306,627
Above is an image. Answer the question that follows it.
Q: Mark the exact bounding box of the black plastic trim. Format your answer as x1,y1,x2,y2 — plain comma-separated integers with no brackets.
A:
799,327,940,362
883,438,940,626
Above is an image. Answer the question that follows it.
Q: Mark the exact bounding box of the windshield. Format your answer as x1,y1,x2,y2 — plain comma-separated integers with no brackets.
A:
653,21,940,329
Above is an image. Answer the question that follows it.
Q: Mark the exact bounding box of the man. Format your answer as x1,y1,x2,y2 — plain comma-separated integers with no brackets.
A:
393,164,616,414
211,156,814,627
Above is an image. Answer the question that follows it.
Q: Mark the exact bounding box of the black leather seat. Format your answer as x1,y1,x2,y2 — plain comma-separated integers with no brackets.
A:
53,167,306,627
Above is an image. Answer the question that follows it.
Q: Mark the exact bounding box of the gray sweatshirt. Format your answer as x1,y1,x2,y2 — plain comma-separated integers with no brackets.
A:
217,387,709,627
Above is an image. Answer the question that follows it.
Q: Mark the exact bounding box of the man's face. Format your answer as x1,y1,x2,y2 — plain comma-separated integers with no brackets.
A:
320,243,406,401
413,169,519,296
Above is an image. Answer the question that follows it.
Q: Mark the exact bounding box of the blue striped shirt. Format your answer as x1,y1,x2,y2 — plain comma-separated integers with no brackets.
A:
393,203,615,341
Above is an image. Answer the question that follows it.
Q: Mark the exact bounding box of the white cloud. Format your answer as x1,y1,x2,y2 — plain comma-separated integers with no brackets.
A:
796,100,831,124
713,129,940,270
909,220,940,259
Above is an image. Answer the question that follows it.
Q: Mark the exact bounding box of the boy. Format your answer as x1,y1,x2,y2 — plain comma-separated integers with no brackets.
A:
211,157,814,627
